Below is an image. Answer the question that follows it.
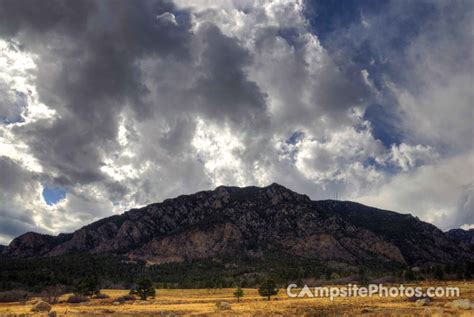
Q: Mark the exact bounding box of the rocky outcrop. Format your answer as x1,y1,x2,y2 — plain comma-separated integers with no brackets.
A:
3,183,472,267
5,232,60,257
129,223,243,264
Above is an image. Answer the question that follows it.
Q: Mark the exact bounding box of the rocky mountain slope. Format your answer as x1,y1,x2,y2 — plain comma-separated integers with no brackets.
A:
3,184,472,268
447,228,474,249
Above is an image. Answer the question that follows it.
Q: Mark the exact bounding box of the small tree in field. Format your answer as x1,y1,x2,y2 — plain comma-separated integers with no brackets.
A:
233,286,244,302
130,278,156,300
42,285,66,304
258,278,278,301
75,275,100,298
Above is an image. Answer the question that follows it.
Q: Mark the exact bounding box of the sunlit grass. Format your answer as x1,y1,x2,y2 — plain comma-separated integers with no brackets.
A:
0,281,472,316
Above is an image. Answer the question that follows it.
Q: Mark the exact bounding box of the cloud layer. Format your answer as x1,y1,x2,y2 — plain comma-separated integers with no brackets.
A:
0,0,472,244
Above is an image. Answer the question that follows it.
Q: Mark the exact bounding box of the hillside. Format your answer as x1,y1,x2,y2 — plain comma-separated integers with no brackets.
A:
447,228,474,250
3,184,472,269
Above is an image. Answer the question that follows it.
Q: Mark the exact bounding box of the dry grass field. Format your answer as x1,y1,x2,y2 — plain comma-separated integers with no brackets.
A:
0,281,473,316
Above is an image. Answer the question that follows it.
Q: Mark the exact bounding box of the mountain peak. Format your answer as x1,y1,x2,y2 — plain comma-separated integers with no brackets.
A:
265,182,295,193
267,182,286,188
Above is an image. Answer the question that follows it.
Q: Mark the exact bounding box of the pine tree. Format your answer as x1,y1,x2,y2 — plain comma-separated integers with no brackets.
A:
75,275,100,298
258,278,278,301
130,278,156,300
233,286,244,302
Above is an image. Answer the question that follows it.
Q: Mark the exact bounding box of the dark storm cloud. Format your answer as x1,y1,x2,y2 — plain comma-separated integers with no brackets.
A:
192,23,268,126
0,211,38,237
0,156,41,238
0,0,93,37
1,0,194,188
0,0,270,203
0,156,36,197
310,61,371,115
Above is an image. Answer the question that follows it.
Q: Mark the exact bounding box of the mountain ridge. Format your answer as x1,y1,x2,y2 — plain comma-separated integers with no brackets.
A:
3,183,473,269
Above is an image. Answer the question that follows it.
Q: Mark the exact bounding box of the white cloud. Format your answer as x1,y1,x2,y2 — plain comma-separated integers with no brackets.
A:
357,152,474,229
192,118,248,186
389,143,439,172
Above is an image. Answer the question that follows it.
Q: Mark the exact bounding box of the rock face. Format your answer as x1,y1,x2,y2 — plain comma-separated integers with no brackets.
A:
2,184,473,267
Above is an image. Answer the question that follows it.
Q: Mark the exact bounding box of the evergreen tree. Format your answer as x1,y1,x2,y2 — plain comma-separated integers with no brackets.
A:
233,286,244,302
258,278,278,301
130,278,156,300
75,275,100,298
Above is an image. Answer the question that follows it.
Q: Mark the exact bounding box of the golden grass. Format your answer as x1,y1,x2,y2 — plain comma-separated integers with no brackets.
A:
0,281,473,316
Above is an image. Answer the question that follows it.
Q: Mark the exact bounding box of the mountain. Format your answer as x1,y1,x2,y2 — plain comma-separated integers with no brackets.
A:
3,184,472,269
447,228,474,249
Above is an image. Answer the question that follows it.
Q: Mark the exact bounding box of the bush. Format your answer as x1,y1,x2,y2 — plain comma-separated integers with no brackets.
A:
116,295,136,303
330,272,341,280
75,275,100,298
130,278,156,300
66,295,90,304
94,293,110,299
41,285,66,304
0,290,28,303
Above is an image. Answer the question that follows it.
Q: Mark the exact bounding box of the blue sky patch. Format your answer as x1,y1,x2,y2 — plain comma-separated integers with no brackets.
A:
286,131,305,145
363,104,403,147
42,186,66,205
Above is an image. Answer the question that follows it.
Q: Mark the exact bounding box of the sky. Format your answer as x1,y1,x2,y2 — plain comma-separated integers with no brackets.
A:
0,0,473,245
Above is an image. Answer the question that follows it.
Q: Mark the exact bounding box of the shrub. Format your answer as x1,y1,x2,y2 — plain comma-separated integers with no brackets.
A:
75,275,100,298
94,293,110,299
116,295,136,303
130,278,156,300
66,295,90,304
330,272,341,280
41,285,66,304
0,290,28,303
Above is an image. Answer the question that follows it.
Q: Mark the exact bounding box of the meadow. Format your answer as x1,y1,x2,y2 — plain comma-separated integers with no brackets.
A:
0,281,472,316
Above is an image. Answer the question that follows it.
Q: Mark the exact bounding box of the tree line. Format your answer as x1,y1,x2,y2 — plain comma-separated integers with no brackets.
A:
0,253,472,293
